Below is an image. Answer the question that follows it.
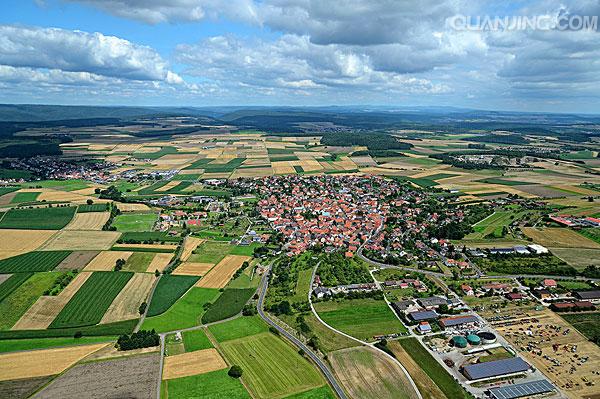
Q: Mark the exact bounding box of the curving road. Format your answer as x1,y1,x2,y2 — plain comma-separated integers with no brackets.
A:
256,268,349,399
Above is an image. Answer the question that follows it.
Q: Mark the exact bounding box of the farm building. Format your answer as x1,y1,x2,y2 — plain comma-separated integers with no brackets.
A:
527,244,548,254
574,290,600,303
462,357,530,381
417,296,447,309
417,322,432,334
408,310,439,322
451,336,468,348
477,331,497,344
439,315,479,329
488,379,554,399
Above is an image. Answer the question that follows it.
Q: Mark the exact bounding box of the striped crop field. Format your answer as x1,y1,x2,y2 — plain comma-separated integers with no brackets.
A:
0,251,71,273
50,271,133,328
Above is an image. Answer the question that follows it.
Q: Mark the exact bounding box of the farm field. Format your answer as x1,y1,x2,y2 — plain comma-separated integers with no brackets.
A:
0,273,31,302
164,369,251,399
0,229,56,260
111,212,157,231
220,332,325,399
314,298,407,341
328,346,419,399
180,236,204,261
0,343,107,381
55,250,99,271
196,255,251,288
123,251,155,272
77,203,109,213
561,312,600,345
142,287,218,333
522,227,600,249
208,315,269,342
174,261,214,276
100,272,154,323
146,275,200,317
12,271,92,330
465,210,524,240
64,211,110,230
40,230,121,250
0,250,70,273
182,329,213,351
50,271,133,328
550,248,600,268
188,240,233,264
163,348,228,379
83,250,133,271
0,335,115,353
0,272,59,330
33,352,160,399
201,288,256,323
147,252,173,272
0,206,75,230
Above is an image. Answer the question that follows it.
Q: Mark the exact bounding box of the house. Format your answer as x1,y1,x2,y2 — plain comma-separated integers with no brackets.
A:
313,287,331,299
506,292,526,301
533,289,552,300
461,284,474,296
417,322,432,334
391,300,415,315
542,279,557,289
527,244,549,254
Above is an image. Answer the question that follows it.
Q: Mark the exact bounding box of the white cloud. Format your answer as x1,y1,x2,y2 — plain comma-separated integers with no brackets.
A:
0,25,181,82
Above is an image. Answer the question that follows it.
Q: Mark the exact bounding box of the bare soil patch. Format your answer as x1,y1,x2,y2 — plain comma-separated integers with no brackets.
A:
0,376,54,399
55,251,99,271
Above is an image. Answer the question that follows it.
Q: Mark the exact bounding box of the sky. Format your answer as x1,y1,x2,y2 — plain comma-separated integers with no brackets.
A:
0,0,599,113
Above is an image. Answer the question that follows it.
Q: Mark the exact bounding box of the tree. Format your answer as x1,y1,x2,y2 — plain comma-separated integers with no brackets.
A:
228,365,243,378
154,269,160,277
138,302,147,315
86,199,94,205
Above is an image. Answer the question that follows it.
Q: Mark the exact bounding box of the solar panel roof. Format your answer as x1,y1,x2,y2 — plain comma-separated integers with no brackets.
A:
463,357,530,380
489,379,555,399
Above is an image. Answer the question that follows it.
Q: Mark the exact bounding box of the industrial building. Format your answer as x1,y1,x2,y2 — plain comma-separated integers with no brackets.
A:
408,310,439,322
488,379,555,399
439,314,479,328
462,357,530,380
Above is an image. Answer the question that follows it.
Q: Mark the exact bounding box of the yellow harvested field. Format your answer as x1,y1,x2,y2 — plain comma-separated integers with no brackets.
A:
162,349,227,380
115,202,151,212
0,343,107,381
112,243,177,250
100,273,155,323
12,272,93,330
231,167,273,178
196,255,250,288
146,253,174,273
522,227,600,249
550,184,598,195
70,187,101,196
154,180,181,192
64,212,110,230
84,251,133,271
180,237,204,262
173,262,214,276
37,190,92,203
271,161,296,175
40,230,121,251
0,229,56,260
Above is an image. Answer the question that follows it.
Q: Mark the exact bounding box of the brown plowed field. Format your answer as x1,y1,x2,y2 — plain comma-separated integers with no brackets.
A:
162,348,227,380
55,251,99,271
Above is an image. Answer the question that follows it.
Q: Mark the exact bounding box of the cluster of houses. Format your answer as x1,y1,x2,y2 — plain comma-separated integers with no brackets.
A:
460,282,524,299
390,295,473,334
157,209,208,231
254,175,402,256
1,157,117,184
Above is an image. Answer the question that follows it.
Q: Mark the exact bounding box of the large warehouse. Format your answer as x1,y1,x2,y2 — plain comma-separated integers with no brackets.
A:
488,379,555,399
462,357,530,381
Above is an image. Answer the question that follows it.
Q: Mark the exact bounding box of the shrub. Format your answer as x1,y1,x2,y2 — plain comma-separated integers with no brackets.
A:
228,365,243,378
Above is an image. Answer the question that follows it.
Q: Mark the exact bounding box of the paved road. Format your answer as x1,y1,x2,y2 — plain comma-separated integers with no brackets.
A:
256,269,348,399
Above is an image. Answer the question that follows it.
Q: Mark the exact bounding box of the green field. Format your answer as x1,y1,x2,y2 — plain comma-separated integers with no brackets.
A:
132,146,179,160
220,332,324,399
188,241,233,264
561,312,600,346
208,316,268,342
314,298,407,341
50,271,133,328
118,231,182,243
165,369,251,399
0,335,115,353
0,169,32,180
399,338,469,399
142,287,219,333
0,186,19,196
202,158,246,173
111,212,157,232
146,275,200,317
227,264,260,289
201,288,256,324
0,319,137,340
0,273,33,302
77,203,109,213
21,180,90,191
10,191,40,203
579,228,600,245
182,329,213,351
478,178,531,186
0,206,76,229
282,386,335,399
0,251,71,273
0,272,59,330
230,243,261,257
466,210,525,239
123,252,155,272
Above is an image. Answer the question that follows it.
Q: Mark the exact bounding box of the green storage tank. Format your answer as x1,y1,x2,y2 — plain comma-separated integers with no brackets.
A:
451,336,468,348
466,334,481,345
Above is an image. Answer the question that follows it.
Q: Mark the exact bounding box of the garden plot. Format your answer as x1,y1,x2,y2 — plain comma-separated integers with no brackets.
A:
55,251,100,271
196,255,250,288
328,346,419,399
40,230,121,251
12,272,92,330
100,273,154,323
32,352,160,399
83,251,133,271
163,348,227,380
146,253,173,272
0,229,56,260
0,343,107,381
64,212,110,230
173,262,214,276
